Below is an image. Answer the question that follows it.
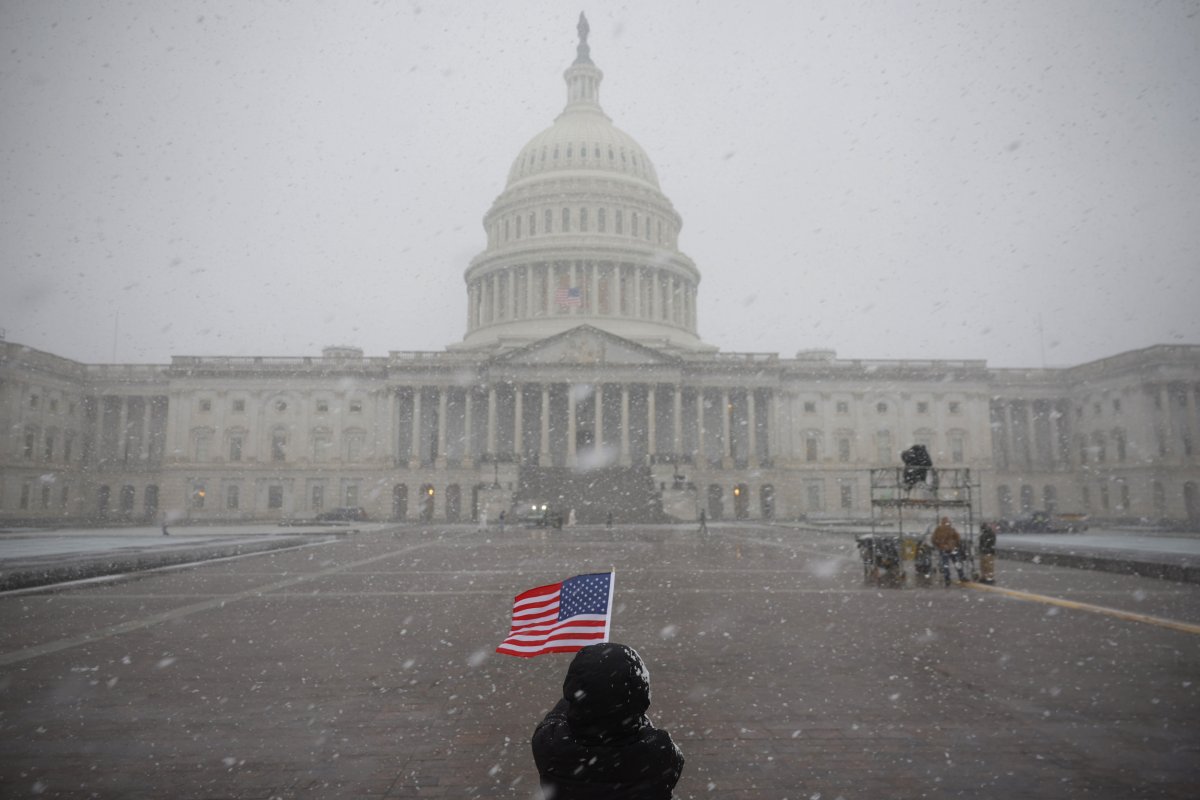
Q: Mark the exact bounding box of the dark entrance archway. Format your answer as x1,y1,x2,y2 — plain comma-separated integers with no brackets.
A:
446,484,462,522
393,484,408,521
419,484,435,522
707,484,724,521
732,483,750,519
1185,482,1199,524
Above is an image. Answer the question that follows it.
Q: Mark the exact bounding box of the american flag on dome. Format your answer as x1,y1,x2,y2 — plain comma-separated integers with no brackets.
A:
555,286,583,307
496,571,614,658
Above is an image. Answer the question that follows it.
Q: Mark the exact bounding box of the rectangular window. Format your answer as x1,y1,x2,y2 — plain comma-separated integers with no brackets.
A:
837,437,851,462
229,435,243,462
44,434,55,460
192,485,206,509
949,402,961,414
345,485,359,506
529,212,536,235
268,485,283,509
631,213,639,237
232,399,245,413
615,210,623,234
311,485,324,512
917,401,929,414
64,434,74,463
840,484,853,510
803,401,817,413
20,482,31,510
316,400,329,413
806,482,823,512
49,398,58,412
950,434,965,464
226,485,239,510
598,208,606,232
836,401,848,414
545,209,553,233
272,432,287,462
806,436,819,462
580,207,588,232
29,395,39,408
562,208,570,232
349,400,363,413
199,399,212,412
24,432,35,459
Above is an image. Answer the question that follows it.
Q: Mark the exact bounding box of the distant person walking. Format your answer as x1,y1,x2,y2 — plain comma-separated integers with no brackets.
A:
931,517,966,586
978,522,998,585
498,510,506,532
697,509,708,534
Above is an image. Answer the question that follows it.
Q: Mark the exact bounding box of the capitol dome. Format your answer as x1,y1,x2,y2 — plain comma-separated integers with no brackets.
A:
456,14,711,355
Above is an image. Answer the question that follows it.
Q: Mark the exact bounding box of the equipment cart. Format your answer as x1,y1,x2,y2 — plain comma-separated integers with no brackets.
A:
858,466,981,588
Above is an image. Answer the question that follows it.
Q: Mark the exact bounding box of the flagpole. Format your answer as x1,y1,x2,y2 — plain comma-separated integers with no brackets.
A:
604,569,616,642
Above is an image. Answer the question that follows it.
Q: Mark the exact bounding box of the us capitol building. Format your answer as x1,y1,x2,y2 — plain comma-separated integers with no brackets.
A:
3,18,1199,527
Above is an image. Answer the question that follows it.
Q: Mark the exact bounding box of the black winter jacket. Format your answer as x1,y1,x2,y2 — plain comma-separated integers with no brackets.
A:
532,643,684,799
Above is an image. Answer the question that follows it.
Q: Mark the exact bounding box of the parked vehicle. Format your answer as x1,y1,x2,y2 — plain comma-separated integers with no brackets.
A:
998,510,1088,533
317,506,368,522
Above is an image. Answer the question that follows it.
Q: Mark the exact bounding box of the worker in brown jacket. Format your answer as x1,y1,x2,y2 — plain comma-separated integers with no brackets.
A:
931,517,967,586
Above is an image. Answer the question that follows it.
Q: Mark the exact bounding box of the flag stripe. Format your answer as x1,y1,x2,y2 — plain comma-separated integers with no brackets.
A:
496,572,613,658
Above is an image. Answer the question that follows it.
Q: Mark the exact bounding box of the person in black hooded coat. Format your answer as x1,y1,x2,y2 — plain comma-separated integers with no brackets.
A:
532,642,684,799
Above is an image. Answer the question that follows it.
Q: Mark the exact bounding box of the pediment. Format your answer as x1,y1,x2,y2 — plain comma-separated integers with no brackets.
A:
497,326,680,366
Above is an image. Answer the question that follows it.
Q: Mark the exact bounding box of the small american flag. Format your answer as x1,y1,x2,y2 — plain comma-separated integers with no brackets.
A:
496,571,614,658
555,286,583,307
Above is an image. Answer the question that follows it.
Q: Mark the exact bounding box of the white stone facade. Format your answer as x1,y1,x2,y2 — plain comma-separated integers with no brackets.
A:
2,22,1199,527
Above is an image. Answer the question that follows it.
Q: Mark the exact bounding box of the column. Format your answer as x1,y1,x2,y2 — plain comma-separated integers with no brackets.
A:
590,262,600,314
525,267,534,319
608,264,619,316
620,384,631,466
486,386,497,456
436,387,448,467
672,385,683,457
1160,384,1173,458
570,262,578,315
1186,384,1198,460
507,269,516,320
1024,401,1036,468
544,264,554,314
117,397,129,462
513,384,524,461
696,388,706,464
594,384,604,451
721,389,732,466
463,390,475,466
1002,402,1014,471
388,390,400,465
650,270,660,321
139,398,152,461
646,385,657,460
567,386,577,467
747,389,758,464
540,385,551,466
409,388,422,468
633,268,642,319
666,276,675,325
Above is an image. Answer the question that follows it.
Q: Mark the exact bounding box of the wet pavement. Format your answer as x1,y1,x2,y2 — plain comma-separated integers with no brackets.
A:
1,523,1198,799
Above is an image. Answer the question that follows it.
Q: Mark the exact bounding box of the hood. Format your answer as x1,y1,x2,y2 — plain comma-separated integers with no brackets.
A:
562,643,651,738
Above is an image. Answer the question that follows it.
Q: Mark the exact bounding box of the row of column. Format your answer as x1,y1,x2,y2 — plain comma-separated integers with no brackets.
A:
398,383,771,469
467,261,697,331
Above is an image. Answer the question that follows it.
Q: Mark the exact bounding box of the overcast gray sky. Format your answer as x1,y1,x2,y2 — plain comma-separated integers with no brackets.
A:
2,0,1198,368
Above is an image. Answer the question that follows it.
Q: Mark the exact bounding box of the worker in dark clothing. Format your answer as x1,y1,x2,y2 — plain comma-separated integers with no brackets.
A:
532,643,684,799
978,522,998,584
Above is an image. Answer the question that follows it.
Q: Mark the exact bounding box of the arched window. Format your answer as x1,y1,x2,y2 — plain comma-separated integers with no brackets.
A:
615,210,623,234
580,207,588,232
562,207,570,232
598,208,606,232
271,428,288,462
631,212,639,237
545,209,553,233
529,212,536,236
